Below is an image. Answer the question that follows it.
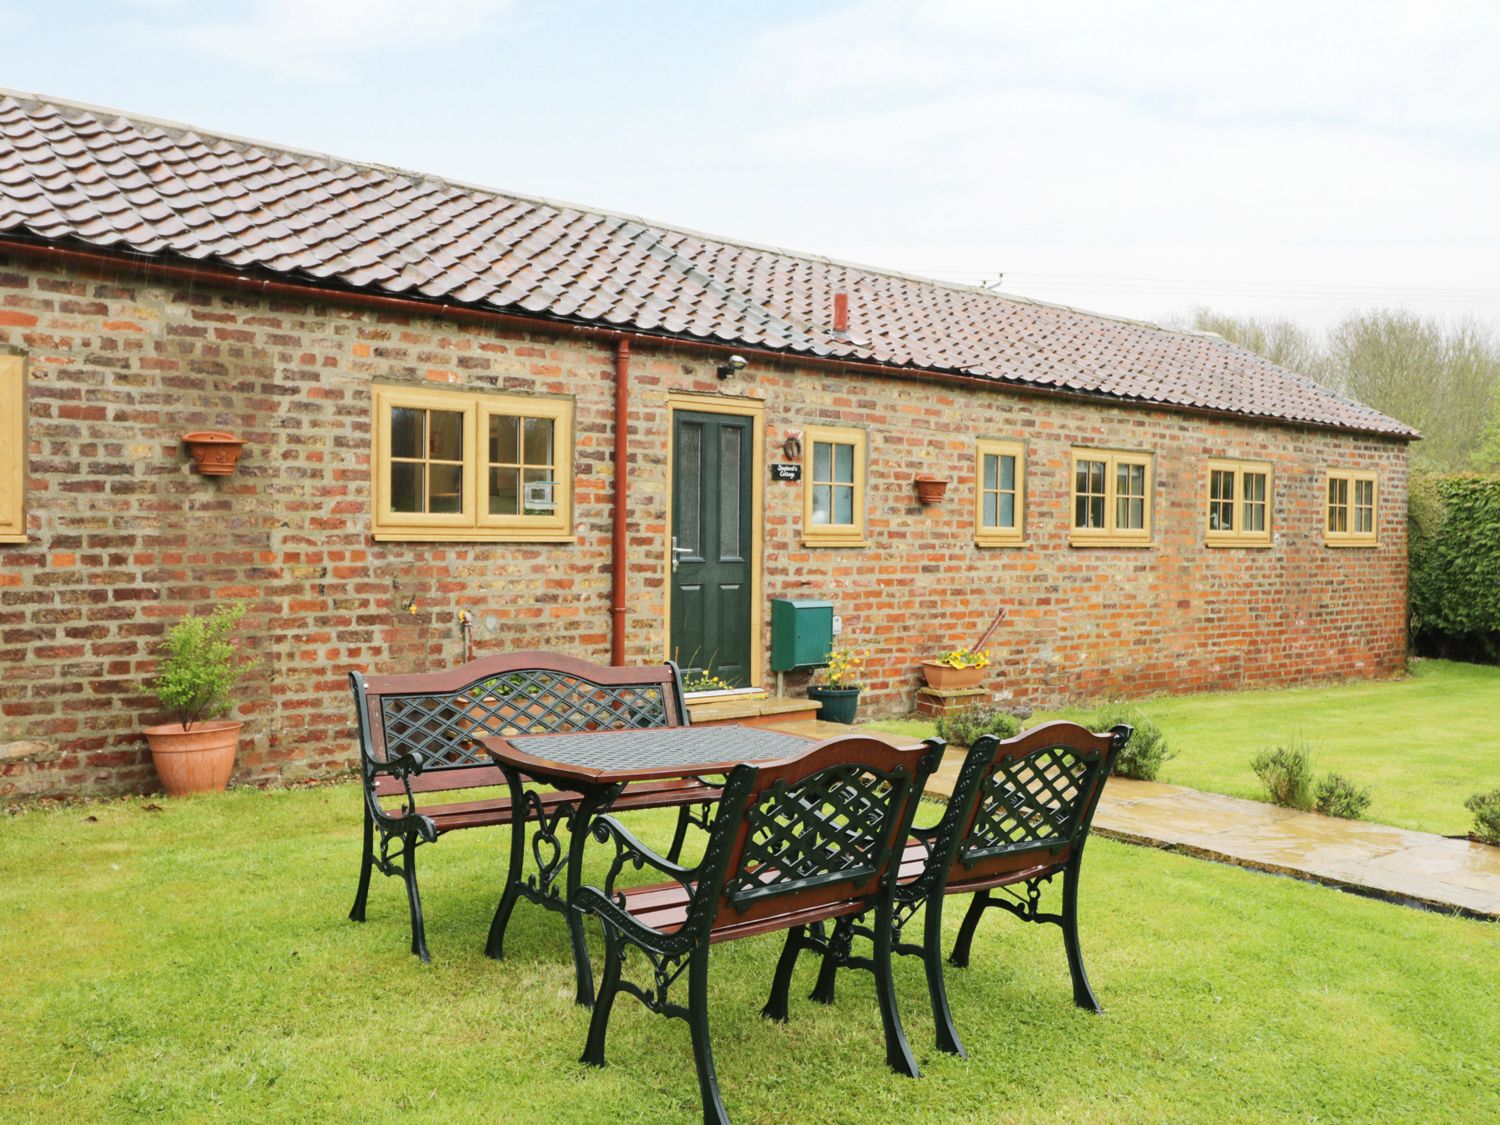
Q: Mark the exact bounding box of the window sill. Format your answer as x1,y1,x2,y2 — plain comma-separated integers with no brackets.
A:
1325,538,1379,549
1068,534,1153,548
373,530,578,544
1206,538,1273,549
974,536,1026,549
802,535,868,549
0,533,28,545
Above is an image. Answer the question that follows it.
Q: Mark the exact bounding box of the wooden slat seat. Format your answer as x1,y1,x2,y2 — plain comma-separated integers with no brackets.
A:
348,651,703,962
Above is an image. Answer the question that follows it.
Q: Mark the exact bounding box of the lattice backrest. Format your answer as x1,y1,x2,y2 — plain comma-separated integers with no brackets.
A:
352,652,685,774
700,736,939,930
948,721,1129,879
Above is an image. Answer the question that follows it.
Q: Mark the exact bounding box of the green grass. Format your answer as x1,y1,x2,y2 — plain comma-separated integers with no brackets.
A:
1,786,1496,1122
873,659,1500,835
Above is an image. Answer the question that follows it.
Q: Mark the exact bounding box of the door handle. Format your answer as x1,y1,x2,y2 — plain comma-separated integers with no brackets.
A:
671,536,694,572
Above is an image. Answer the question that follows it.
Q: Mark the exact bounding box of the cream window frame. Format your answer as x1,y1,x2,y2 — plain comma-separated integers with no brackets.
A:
974,438,1025,547
1069,448,1153,547
802,425,867,547
371,384,575,543
0,354,25,544
1325,470,1378,548
1205,459,1273,548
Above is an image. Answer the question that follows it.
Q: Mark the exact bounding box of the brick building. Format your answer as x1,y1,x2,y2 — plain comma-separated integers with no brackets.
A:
0,93,1415,798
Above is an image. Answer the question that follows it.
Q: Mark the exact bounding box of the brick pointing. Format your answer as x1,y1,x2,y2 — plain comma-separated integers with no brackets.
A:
0,254,1408,798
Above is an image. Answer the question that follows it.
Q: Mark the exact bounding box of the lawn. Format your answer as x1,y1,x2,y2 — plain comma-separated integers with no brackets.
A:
873,658,1500,836
1,785,1496,1123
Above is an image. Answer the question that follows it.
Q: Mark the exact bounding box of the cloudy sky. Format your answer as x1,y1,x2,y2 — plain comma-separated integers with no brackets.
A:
5,0,1497,329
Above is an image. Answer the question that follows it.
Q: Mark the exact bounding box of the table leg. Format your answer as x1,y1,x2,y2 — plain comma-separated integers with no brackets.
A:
565,781,625,1007
484,765,530,960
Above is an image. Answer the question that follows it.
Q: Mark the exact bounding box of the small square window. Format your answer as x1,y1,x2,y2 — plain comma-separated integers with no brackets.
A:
975,439,1025,546
1205,460,1273,547
1326,471,1377,547
802,425,867,546
1070,449,1152,546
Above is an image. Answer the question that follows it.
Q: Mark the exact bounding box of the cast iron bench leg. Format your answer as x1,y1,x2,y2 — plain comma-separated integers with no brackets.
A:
948,888,990,969
688,947,730,1125
1062,863,1101,1012
923,899,965,1057
349,804,374,923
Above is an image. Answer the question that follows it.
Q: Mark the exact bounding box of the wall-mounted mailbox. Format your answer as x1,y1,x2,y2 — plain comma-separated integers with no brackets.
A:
770,598,834,672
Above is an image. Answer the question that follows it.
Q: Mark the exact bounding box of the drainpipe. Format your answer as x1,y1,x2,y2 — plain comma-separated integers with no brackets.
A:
610,337,631,665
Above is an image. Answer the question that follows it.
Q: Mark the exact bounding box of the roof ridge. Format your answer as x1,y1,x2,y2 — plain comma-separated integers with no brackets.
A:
0,84,1213,345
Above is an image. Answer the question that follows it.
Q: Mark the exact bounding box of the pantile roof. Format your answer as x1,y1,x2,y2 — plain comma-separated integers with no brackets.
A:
0,91,1414,438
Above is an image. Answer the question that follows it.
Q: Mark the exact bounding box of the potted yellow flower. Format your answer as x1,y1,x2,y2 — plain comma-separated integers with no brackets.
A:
807,646,864,724
920,648,991,691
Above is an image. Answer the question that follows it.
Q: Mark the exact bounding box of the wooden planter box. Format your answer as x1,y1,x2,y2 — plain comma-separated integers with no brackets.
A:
920,662,987,691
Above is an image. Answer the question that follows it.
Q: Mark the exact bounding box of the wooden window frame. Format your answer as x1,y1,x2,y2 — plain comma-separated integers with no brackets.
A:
371,384,574,543
1325,469,1378,548
974,438,1025,547
1205,459,1273,548
0,353,25,544
1069,447,1153,547
802,424,867,547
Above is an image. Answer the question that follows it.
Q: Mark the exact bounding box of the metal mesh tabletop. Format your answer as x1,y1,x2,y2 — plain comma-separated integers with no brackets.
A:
506,725,811,773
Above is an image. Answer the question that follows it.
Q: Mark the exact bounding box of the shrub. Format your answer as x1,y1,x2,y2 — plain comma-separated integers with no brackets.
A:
1315,773,1372,819
935,704,1020,747
1251,743,1315,810
152,603,256,730
1089,704,1172,780
1408,473,1500,662
1464,789,1500,845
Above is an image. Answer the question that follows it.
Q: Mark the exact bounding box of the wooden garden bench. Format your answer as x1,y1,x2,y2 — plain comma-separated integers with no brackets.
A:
348,651,714,961
780,720,1131,1059
572,733,943,1125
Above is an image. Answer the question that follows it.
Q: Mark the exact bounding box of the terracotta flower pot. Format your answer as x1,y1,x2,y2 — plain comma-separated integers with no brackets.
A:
914,476,948,504
183,431,247,476
920,662,987,690
143,719,243,795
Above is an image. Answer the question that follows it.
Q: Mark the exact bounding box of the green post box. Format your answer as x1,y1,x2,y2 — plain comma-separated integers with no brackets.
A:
770,599,834,672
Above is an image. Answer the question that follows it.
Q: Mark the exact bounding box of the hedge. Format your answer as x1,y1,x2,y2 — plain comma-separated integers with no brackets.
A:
1409,473,1500,662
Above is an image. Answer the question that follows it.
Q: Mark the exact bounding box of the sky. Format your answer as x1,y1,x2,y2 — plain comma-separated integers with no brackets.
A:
3,0,1497,332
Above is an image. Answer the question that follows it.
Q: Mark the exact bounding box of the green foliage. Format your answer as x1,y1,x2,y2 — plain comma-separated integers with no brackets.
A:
681,671,733,693
151,603,255,730
1315,773,1372,820
1089,704,1173,780
1251,744,1315,809
1464,789,1500,845
1408,473,1500,661
934,703,1020,747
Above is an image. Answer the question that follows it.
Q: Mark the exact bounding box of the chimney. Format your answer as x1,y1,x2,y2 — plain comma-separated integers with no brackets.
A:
833,291,849,334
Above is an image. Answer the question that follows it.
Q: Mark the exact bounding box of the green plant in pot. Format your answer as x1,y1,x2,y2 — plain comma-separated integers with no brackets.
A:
142,603,257,796
807,646,864,724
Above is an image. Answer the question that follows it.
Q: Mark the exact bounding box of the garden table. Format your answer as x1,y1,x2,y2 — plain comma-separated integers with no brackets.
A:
483,724,816,1005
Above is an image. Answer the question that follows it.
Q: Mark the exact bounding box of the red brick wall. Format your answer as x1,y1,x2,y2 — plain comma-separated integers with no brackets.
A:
0,253,1408,798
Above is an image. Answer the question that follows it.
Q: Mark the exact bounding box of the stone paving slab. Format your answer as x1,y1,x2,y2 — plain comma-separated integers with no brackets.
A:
918,751,1500,920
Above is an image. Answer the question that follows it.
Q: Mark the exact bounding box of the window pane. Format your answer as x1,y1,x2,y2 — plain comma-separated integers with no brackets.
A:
999,492,1015,528
1244,472,1266,503
1245,501,1265,532
812,483,832,524
428,462,463,513
678,422,702,551
523,417,553,466
391,407,423,459
1075,462,1090,495
489,467,519,515
720,427,741,557
833,442,854,484
833,483,854,525
1118,462,1145,499
1211,500,1232,531
813,441,831,482
999,454,1015,492
390,461,423,513
428,410,463,461
1089,495,1105,528
521,467,554,513
982,453,998,491
1211,469,1233,503
983,491,998,527
490,414,519,464
1075,493,1089,527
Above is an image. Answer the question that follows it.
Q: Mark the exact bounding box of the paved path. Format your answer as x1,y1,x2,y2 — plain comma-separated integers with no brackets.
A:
768,719,1500,918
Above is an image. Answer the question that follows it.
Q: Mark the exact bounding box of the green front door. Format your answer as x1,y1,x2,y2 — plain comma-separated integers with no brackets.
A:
671,410,753,687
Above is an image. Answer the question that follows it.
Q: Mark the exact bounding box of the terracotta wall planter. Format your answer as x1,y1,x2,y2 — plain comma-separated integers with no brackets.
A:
914,476,948,504
183,431,247,476
920,662,987,690
143,720,243,795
